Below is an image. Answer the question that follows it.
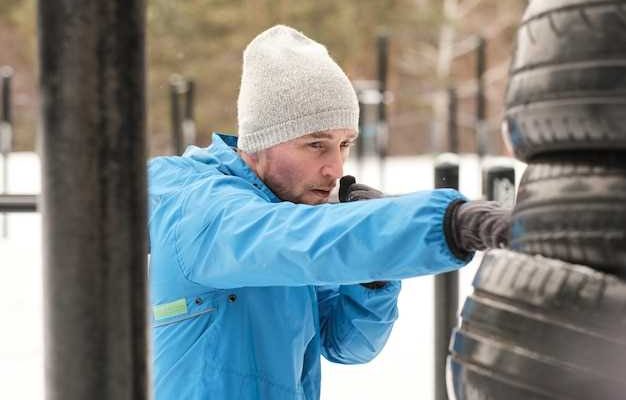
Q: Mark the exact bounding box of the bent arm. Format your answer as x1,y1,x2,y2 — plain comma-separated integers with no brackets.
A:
317,282,401,364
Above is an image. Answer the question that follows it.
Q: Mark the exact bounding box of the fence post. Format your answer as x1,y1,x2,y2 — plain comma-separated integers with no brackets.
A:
475,36,487,158
38,1,148,399
356,95,365,176
483,159,516,206
376,31,389,189
433,154,459,400
169,74,183,155
447,87,458,154
182,79,196,149
1,66,13,238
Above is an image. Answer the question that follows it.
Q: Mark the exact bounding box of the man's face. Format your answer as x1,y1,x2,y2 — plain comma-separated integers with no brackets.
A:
253,129,357,205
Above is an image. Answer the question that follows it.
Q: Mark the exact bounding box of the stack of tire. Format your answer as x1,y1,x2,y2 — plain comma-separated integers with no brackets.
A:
447,1,626,399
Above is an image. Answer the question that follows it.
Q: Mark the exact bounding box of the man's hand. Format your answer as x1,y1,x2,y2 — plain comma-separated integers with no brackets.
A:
339,175,384,202
339,175,388,289
447,200,511,258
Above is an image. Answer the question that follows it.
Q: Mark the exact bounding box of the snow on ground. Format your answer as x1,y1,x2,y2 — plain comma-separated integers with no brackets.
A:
0,151,525,399
1,152,44,400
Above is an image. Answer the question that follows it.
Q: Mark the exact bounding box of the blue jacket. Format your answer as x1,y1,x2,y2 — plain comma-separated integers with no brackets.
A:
148,133,470,399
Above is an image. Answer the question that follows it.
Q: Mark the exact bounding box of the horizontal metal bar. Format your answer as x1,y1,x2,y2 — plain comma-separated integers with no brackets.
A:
0,194,38,212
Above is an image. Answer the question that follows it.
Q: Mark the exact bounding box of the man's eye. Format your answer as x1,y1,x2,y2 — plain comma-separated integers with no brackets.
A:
308,142,323,149
340,141,354,148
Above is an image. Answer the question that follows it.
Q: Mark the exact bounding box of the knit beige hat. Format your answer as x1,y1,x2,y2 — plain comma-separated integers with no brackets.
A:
237,25,359,152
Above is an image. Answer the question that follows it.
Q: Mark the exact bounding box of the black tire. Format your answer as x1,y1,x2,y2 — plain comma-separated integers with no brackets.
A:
504,0,626,161
449,331,626,400
448,249,626,400
447,356,558,400
510,157,626,277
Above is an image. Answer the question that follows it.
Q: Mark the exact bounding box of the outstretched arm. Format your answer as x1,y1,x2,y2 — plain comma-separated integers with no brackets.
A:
167,175,469,288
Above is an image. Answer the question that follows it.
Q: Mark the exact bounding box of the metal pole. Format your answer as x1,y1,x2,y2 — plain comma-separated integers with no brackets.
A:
184,79,194,121
1,66,13,238
447,87,458,154
0,194,37,212
169,74,183,155
475,36,487,158
182,78,196,150
356,96,365,178
433,154,459,400
376,31,389,189
483,162,516,206
38,1,148,399
1,67,12,127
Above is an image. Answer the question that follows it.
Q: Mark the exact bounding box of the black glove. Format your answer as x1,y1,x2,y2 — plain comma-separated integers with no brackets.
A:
339,175,384,202
444,200,511,259
339,175,388,290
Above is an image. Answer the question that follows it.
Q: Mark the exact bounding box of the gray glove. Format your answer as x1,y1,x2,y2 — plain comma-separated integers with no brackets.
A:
339,175,388,289
446,200,511,258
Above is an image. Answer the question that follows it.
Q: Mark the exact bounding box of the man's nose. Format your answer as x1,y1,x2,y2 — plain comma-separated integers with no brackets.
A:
321,151,344,181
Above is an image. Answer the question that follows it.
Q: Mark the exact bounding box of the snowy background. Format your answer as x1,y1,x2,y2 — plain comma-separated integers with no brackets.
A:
0,152,525,399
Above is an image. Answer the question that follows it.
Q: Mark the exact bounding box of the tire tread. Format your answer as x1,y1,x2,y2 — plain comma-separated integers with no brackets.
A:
505,1,626,160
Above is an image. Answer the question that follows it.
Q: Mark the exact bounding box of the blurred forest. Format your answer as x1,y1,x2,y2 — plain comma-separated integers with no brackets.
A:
0,0,527,156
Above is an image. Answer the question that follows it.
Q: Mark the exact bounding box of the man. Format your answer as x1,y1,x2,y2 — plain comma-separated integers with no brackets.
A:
148,25,509,399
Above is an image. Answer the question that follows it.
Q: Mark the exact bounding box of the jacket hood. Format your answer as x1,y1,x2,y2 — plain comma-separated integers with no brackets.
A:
148,133,244,197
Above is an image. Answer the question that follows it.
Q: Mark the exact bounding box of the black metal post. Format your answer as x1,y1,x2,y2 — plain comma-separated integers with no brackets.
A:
38,1,148,399
475,36,487,157
483,163,516,206
356,96,365,176
376,31,389,188
434,159,459,189
1,67,11,125
376,33,388,129
1,66,13,238
184,79,194,121
434,155,459,400
447,87,458,154
182,78,196,150
169,75,183,155
0,194,37,212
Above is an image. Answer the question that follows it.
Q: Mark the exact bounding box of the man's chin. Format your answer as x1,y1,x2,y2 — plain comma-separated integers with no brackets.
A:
310,198,330,205
299,197,328,205
296,192,330,205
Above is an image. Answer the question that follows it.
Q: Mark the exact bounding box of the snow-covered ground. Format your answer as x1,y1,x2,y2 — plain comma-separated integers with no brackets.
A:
0,153,44,400
0,151,525,399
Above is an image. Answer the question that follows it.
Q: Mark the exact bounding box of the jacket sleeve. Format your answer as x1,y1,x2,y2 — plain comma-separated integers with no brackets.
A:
173,176,470,288
317,282,401,364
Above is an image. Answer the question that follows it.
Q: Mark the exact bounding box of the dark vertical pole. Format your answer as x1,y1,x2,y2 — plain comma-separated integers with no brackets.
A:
1,67,11,125
376,32,388,130
184,79,194,122
38,1,148,400
169,75,183,155
475,36,487,158
1,66,13,238
483,164,516,206
434,155,459,400
447,87,458,154
356,96,365,177
182,78,196,149
376,31,389,188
